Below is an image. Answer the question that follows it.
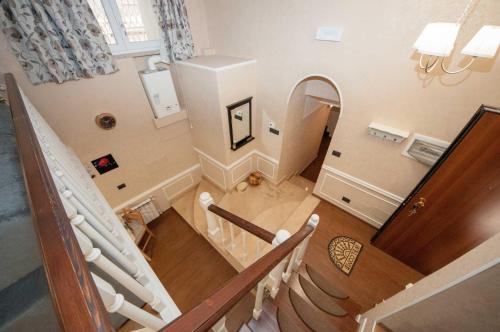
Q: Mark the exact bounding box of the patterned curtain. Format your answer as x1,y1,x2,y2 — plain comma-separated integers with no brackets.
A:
0,0,118,85
152,0,194,63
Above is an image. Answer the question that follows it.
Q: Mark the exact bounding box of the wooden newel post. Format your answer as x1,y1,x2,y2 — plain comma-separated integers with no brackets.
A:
199,192,220,239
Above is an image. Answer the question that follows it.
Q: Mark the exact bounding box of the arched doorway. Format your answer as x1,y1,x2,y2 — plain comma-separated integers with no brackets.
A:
278,75,342,184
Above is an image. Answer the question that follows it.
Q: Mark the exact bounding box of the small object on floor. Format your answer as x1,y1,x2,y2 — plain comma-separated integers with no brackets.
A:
248,171,263,186
123,208,156,261
328,236,363,275
236,181,249,192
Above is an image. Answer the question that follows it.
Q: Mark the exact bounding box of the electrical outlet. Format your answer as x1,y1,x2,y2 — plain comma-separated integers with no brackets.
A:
117,183,126,190
332,150,342,157
341,196,351,203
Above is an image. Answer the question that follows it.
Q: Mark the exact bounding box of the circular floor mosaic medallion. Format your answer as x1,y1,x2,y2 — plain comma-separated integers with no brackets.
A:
328,236,363,275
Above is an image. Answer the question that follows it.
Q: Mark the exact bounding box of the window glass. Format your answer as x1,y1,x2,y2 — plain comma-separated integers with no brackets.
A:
87,0,117,45
115,0,160,42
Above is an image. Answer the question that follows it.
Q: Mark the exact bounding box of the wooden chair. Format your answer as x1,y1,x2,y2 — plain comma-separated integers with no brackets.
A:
122,208,156,262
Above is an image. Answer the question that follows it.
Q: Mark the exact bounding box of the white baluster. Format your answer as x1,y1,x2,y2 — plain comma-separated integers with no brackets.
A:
69,212,146,283
92,273,166,331
241,230,248,259
292,214,319,271
253,279,266,320
212,316,228,332
73,227,164,312
218,217,226,244
282,246,300,283
228,223,236,249
199,192,220,239
268,229,291,298
63,190,124,251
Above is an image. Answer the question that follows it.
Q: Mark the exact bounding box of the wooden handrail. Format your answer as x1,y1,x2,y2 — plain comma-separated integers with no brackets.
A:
208,204,275,244
161,224,314,331
5,74,114,332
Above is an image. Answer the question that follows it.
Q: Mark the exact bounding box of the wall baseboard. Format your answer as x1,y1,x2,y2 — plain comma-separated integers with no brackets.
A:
113,164,201,213
314,165,404,228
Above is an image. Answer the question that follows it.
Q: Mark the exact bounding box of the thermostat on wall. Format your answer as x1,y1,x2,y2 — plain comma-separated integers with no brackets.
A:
368,122,409,143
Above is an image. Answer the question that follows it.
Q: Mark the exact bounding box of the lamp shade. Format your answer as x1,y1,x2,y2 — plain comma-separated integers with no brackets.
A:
413,23,460,57
461,25,500,58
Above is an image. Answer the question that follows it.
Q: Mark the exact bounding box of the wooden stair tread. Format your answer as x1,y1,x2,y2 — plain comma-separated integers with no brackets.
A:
247,300,280,332
297,265,362,316
274,283,313,332
287,273,358,332
298,274,348,317
305,264,349,299
289,287,339,332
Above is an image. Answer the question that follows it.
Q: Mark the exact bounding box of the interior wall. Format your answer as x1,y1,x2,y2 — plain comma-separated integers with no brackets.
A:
203,0,500,200
359,232,500,331
0,0,210,207
278,79,332,181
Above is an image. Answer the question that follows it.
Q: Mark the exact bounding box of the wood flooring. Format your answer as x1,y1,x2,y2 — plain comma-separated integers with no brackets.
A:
126,209,253,331
300,132,332,182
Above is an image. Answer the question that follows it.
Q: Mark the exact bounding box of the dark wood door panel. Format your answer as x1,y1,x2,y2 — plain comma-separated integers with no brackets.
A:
373,109,500,274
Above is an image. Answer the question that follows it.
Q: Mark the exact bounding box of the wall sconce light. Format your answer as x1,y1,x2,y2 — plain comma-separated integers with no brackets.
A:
414,0,500,74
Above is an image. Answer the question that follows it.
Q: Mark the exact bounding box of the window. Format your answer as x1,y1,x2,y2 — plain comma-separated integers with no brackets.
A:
87,0,160,55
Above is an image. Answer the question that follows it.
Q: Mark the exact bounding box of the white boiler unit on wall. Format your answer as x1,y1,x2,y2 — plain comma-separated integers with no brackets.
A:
140,69,181,119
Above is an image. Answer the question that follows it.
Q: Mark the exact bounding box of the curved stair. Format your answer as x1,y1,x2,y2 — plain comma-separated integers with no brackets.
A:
298,274,347,317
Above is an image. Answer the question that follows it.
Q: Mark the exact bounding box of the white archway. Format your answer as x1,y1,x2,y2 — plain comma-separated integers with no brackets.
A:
285,74,344,118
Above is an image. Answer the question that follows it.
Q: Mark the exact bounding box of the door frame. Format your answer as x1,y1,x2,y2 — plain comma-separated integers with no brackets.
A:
371,105,500,242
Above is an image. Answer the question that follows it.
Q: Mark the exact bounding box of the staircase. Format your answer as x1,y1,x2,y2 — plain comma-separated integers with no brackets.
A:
171,177,362,331
240,263,359,332
172,177,320,271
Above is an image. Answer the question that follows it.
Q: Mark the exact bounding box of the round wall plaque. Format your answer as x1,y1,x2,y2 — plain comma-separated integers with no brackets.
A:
95,113,116,130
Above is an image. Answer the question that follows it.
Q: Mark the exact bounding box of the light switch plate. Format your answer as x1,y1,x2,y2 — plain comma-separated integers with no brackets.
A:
316,27,343,42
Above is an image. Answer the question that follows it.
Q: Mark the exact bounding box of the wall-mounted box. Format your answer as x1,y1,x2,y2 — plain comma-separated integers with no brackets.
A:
140,68,180,119
368,122,409,143
402,134,450,166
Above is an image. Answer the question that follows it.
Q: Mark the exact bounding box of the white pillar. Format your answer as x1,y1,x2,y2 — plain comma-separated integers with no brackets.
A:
92,273,166,331
211,316,228,332
269,229,291,298
253,279,266,320
199,192,220,239
292,214,319,271
241,231,248,259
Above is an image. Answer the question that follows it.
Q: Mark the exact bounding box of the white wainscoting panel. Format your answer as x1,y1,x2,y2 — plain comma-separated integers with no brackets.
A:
256,155,276,181
231,157,253,185
113,164,201,213
199,154,227,190
315,165,404,228
162,173,194,201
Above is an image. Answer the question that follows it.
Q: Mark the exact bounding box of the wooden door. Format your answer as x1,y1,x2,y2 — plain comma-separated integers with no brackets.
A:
373,107,500,275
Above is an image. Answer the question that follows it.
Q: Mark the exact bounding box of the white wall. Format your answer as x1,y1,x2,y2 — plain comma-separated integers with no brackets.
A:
203,0,500,225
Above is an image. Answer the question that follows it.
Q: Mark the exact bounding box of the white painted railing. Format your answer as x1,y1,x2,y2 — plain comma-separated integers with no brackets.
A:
20,91,180,330
199,192,270,265
199,191,320,323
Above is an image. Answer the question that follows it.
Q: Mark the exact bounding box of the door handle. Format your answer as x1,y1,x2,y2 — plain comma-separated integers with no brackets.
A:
408,197,426,216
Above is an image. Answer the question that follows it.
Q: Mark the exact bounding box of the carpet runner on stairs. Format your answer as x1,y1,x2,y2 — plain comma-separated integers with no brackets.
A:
240,264,359,332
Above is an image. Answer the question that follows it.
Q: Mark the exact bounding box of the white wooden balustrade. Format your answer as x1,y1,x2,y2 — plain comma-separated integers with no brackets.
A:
20,91,180,330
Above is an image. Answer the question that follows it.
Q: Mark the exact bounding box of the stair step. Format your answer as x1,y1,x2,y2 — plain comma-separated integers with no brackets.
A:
298,265,361,316
289,287,339,332
247,299,280,332
305,264,348,299
298,274,348,317
288,271,359,332
274,283,313,332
